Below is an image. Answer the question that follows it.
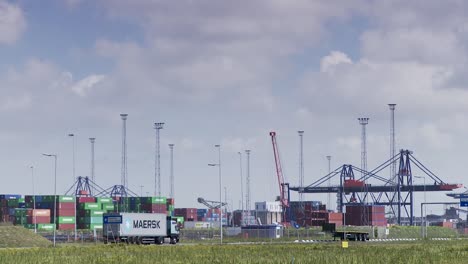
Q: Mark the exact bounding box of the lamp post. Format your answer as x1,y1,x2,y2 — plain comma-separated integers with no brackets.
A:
30,166,36,233
238,152,244,226
414,176,426,237
42,153,57,247
208,144,222,244
68,133,78,241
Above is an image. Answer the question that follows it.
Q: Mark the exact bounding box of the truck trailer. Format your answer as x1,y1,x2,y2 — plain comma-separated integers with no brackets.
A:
103,213,180,245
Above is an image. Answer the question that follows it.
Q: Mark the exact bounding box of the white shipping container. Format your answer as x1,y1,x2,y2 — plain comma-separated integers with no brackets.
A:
117,213,167,237
255,201,282,212
183,221,212,229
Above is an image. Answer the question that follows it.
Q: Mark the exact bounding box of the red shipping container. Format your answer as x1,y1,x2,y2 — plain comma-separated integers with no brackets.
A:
57,224,75,230
77,197,96,203
57,209,75,216
27,216,51,224
56,203,75,210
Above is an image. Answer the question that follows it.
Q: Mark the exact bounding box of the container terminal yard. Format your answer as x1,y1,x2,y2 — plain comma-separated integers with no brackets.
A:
0,108,466,245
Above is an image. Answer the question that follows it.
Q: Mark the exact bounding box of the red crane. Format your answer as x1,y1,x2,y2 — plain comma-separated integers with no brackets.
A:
269,132,289,210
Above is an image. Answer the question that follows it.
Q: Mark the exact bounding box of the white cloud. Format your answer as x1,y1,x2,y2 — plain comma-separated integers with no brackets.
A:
320,51,353,73
71,74,106,97
0,0,26,44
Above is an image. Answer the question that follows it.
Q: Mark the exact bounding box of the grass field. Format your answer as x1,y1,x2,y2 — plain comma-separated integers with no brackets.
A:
0,240,467,263
0,226,51,248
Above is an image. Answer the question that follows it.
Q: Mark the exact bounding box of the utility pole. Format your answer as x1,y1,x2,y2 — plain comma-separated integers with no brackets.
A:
245,150,251,214
389,104,397,181
89,138,96,185
326,156,331,210
298,131,304,202
120,114,128,189
169,144,175,199
154,122,164,196
358,118,369,176
68,134,75,184
238,152,244,226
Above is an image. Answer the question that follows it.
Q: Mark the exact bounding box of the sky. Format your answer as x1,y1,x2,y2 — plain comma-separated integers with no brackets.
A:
0,0,467,215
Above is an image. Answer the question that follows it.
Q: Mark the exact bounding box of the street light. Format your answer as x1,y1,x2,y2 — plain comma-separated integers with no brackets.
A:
238,152,244,226
68,133,77,242
414,175,426,237
208,144,222,244
30,166,36,234
43,153,57,247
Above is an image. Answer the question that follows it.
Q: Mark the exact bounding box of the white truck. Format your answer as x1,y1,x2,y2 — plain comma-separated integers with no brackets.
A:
103,213,180,245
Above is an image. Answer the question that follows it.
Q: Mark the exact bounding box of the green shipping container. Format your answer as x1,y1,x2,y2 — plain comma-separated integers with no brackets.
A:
78,216,103,224
102,204,115,210
15,208,28,216
15,216,27,224
57,196,75,203
142,196,166,204
57,216,76,224
80,224,103,230
7,199,19,207
37,224,55,230
97,197,112,204
79,203,101,210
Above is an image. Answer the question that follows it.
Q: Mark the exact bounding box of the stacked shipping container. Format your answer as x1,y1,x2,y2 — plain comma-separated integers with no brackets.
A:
345,205,387,226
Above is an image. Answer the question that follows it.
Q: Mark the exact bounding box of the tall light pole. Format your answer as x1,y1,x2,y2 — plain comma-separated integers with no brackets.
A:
154,122,164,196
208,144,222,244
298,131,304,202
326,156,331,210
42,153,57,247
169,144,175,199
68,134,75,184
30,166,36,234
120,114,128,189
245,150,251,213
238,152,244,226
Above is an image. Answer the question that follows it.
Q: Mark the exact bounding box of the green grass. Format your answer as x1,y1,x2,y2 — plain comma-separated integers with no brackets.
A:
0,226,51,248
0,240,468,263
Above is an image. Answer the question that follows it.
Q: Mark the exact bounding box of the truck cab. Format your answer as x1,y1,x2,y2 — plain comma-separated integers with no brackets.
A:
167,216,180,244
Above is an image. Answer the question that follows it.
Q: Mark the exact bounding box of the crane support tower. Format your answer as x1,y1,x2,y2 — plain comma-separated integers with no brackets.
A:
269,132,290,224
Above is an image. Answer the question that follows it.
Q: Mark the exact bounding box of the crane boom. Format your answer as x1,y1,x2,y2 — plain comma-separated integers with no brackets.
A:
269,132,289,208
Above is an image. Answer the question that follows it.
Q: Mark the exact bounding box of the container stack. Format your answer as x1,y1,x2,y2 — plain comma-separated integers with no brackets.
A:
55,196,76,230
0,194,22,223
345,205,387,226
174,208,197,221
285,201,322,222
77,197,103,230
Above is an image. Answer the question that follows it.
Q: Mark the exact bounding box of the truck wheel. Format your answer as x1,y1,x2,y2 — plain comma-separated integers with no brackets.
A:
170,237,176,244
136,237,141,245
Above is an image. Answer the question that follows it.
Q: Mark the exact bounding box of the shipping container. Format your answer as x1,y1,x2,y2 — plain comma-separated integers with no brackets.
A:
57,223,75,230
57,216,76,224
79,203,101,210
77,197,96,203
